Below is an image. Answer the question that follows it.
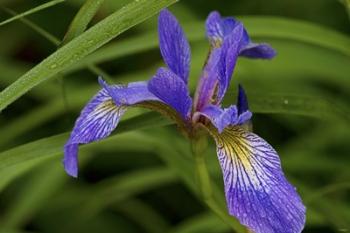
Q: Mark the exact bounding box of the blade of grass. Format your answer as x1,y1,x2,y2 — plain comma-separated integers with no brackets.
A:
0,0,178,112
0,0,66,27
72,167,177,222
171,213,229,233
2,7,60,45
224,91,350,123
3,7,113,83
0,160,68,229
113,199,170,233
0,58,58,99
0,112,171,180
57,0,106,110
339,0,350,19
305,182,350,203
0,131,171,229
61,0,105,46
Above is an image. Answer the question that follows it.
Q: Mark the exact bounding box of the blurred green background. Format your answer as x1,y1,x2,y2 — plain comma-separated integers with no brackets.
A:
0,0,349,232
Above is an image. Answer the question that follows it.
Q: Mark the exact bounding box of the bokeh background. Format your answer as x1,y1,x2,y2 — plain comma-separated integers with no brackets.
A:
0,0,349,232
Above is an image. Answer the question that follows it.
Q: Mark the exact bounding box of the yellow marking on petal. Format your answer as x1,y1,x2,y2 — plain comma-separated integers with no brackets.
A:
212,38,223,48
207,125,262,189
90,98,123,122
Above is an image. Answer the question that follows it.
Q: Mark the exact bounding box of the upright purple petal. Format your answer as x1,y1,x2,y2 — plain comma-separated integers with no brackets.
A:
236,84,252,124
237,84,249,115
158,9,191,83
194,14,248,111
216,24,243,101
193,48,221,111
64,89,125,177
206,11,225,46
209,126,306,233
148,67,192,120
194,21,243,111
206,11,240,47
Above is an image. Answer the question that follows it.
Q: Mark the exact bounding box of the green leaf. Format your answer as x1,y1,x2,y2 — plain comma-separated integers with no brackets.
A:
0,0,178,111
73,166,177,221
114,199,170,233
171,213,229,233
0,0,66,27
61,0,105,46
339,0,350,19
223,91,350,122
0,112,169,171
1,8,60,45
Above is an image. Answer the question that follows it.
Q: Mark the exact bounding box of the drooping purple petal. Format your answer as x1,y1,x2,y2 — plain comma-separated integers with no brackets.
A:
240,43,276,59
148,67,192,120
64,78,163,177
158,9,191,83
205,11,276,59
64,89,125,177
210,126,306,233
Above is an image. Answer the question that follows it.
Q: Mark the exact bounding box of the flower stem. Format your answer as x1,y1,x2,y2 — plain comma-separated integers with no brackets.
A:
191,132,247,233
191,133,212,200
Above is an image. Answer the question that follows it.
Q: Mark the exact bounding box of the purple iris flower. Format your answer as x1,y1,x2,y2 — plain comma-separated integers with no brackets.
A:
63,9,305,233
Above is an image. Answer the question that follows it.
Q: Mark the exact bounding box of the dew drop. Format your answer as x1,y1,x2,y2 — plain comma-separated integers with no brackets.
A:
284,99,289,104
50,63,57,69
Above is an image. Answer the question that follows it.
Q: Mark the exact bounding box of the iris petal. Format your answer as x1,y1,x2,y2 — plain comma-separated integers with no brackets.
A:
197,105,238,133
240,43,276,59
237,84,249,115
148,67,192,120
63,89,125,177
194,25,243,111
193,48,221,111
98,78,158,105
217,24,243,101
208,125,306,233
236,84,252,125
158,9,191,83
64,78,164,177
206,11,276,60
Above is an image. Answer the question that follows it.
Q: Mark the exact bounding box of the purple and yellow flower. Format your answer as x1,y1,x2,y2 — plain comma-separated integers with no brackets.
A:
63,9,305,233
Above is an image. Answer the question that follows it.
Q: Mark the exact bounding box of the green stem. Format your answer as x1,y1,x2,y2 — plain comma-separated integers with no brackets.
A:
191,134,212,200
191,132,247,233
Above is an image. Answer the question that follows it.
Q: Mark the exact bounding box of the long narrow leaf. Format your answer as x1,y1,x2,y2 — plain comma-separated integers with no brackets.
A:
0,0,178,111
61,0,105,45
0,0,66,27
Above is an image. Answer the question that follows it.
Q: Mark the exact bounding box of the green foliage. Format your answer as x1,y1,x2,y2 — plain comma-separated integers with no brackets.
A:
0,0,349,233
